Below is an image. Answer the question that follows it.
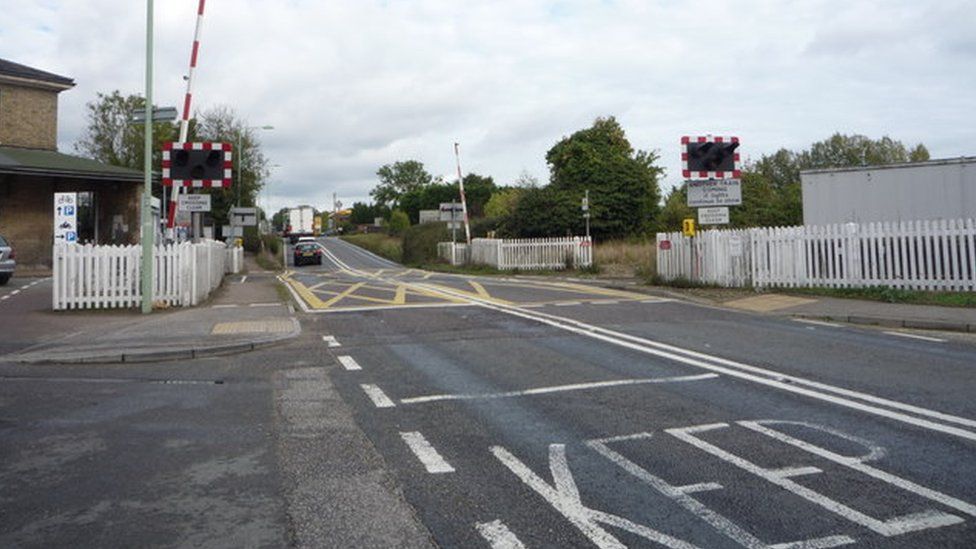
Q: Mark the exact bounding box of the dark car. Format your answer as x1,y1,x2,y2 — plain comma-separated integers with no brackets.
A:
0,234,14,285
293,242,322,266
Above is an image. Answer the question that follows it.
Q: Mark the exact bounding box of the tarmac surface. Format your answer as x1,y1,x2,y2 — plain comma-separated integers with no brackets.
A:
1,238,974,547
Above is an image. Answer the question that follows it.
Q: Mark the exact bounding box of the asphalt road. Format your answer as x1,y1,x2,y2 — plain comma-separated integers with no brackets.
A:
2,237,974,548
288,237,976,547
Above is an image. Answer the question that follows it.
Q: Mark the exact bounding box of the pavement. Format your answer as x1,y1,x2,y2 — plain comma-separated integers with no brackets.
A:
0,255,299,364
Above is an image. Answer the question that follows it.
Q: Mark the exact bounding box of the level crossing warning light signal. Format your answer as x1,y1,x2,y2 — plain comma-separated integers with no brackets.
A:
681,136,741,180
162,142,233,188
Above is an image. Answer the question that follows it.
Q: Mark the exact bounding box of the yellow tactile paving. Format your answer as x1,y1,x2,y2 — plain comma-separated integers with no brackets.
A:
211,319,294,334
723,294,817,312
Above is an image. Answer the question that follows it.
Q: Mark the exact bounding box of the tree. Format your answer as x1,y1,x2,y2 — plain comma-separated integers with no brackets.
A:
192,106,271,231
74,90,178,197
507,186,581,238
271,207,289,232
485,187,522,220
371,160,433,207
349,202,389,224
543,116,664,239
388,209,410,236
655,186,693,232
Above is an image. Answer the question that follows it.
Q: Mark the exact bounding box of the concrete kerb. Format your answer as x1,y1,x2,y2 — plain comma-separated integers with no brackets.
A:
1,318,302,365
791,313,973,334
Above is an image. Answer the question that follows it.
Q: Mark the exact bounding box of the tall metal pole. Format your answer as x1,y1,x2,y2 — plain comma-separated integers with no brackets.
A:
140,0,155,314
454,142,471,245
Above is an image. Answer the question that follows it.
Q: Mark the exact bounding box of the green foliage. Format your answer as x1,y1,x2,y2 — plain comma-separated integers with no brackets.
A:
261,233,281,256
371,160,433,207
397,173,496,224
401,222,451,265
542,116,664,239
506,186,581,238
387,209,410,236
349,202,390,225
655,186,694,232
342,234,403,263
241,226,261,253
74,90,178,198
484,187,522,219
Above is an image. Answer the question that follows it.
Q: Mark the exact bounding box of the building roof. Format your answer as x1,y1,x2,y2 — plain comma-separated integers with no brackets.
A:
800,156,976,176
0,146,143,182
0,58,75,90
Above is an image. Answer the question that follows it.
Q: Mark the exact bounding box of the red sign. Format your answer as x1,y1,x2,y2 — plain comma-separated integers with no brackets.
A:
659,240,672,250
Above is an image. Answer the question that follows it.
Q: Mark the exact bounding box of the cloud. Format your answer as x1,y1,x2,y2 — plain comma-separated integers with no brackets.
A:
1,0,974,214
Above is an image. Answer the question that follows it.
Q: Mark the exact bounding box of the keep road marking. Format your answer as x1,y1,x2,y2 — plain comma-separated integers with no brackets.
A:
884,331,946,343
400,431,455,473
361,384,396,408
337,355,362,371
476,520,526,548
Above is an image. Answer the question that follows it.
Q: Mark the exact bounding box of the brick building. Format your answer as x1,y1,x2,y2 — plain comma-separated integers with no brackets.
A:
0,58,143,269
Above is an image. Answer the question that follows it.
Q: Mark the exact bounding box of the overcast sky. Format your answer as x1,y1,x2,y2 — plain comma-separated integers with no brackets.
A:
2,1,974,214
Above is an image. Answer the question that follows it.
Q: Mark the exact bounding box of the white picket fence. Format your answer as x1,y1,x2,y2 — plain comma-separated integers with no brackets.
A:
53,241,243,310
656,219,976,291
454,237,592,270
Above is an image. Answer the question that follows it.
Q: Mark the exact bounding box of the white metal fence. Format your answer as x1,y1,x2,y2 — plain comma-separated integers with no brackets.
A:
449,237,592,270
53,241,243,310
436,242,469,266
656,219,976,291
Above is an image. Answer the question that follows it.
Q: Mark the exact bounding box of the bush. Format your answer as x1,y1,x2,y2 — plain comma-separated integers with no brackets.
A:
388,209,410,236
402,222,451,265
261,234,281,256
242,226,261,253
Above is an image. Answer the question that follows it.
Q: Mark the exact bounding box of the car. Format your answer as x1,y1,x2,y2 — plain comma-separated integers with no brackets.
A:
293,242,322,266
0,234,15,285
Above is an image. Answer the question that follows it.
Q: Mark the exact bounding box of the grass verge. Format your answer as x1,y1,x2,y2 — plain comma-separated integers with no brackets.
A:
783,286,976,308
341,234,403,263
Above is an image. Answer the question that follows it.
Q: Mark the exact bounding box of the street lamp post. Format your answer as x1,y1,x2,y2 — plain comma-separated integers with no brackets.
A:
237,125,274,207
139,0,155,314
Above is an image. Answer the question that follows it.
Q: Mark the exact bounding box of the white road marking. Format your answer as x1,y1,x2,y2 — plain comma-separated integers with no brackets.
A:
400,373,718,404
667,423,963,536
337,355,361,371
587,434,852,549
212,304,238,309
792,318,843,328
248,302,280,308
769,466,822,478
360,384,396,408
400,431,455,473
591,300,620,305
492,444,700,549
287,303,295,314
554,301,582,307
322,335,341,347
740,420,976,518
475,520,526,549
240,275,248,284
414,282,976,441
19,284,30,290
308,243,976,443
10,290,19,295
884,331,946,343
0,295,9,301
642,298,674,304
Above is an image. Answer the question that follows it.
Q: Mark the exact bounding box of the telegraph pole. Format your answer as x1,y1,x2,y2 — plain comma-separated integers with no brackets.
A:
454,143,472,245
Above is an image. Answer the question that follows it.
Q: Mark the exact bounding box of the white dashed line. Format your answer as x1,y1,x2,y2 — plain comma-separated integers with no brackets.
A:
792,318,843,328
400,431,455,474
248,302,280,308
591,300,620,305
337,355,362,371
212,304,239,309
554,301,582,307
884,331,947,343
0,295,9,300
400,374,719,404
361,384,396,408
476,520,526,548
240,275,248,284
10,290,20,295
322,335,341,347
